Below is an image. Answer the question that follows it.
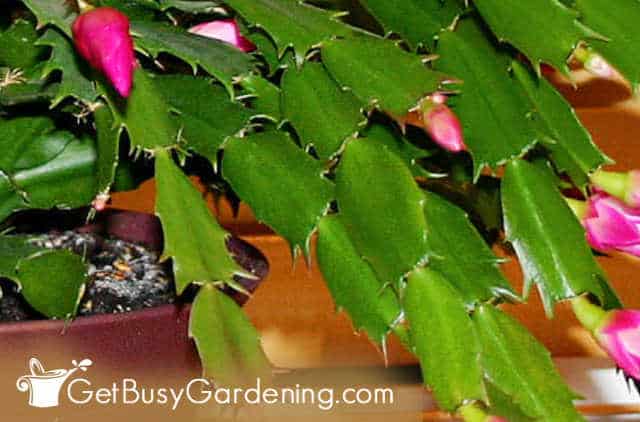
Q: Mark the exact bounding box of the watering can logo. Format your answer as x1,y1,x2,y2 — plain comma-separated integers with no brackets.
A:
16,357,93,408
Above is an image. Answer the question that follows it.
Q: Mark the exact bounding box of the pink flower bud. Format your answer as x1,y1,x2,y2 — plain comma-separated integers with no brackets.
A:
596,309,640,381
574,47,616,79
91,193,110,212
430,92,448,105
581,193,640,257
584,53,616,79
486,417,508,422
72,7,136,98
591,169,640,208
188,19,255,52
421,99,466,153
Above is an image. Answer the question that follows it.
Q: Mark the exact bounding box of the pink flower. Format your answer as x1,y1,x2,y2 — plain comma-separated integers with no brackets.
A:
486,417,508,422
596,309,640,380
188,19,255,52
72,7,136,97
582,193,640,257
421,97,466,153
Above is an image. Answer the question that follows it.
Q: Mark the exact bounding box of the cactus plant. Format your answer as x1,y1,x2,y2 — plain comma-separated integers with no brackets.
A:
2,0,640,419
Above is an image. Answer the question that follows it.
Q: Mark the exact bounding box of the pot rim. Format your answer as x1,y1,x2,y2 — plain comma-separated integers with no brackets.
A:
0,302,193,334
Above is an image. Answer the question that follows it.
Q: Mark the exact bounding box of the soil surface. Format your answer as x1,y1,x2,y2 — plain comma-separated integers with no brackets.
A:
0,231,175,322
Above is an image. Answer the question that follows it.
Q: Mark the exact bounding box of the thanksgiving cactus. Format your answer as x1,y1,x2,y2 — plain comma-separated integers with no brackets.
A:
2,0,640,420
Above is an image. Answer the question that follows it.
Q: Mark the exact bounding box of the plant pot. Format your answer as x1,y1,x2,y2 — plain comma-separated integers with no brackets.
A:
0,209,269,421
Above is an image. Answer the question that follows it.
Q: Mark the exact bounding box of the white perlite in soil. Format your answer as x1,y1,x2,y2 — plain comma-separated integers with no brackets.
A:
32,231,176,316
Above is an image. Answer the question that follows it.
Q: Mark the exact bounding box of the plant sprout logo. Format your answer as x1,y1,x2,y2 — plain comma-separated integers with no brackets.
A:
16,358,93,408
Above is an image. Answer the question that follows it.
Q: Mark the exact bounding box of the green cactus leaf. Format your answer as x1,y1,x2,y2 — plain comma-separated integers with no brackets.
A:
473,306,584,421
189,283,271,385
36,28,97,107
155,148,244,294
511,60,611,188
574,0,640,90
501,159,607,315
100,70,180,152
94,0,159,19
322,36,451,116
485,381,536,422
103,72,252,158
317,215,403,345
21,0,76,36
0,235,87,319
473,0,596,74
281,62,365,159
157,75,253,162
94,104,121,194
405,268,486,411
0,117,71,172
0,116,97,222
0,19,47,70
0,236,42,277
223,130,334,255
357,0,463,49
158,0,221,13
15,137,97,211
362,125,433,178
18,249,88,319
237,74,282,121
247,30,290,76
221,0,355,63
131,20,255,96
423,191,516,306
434,18,539,178
335,138,429,288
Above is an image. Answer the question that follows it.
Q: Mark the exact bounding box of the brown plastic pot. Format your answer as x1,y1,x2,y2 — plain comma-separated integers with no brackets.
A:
0,209,268,421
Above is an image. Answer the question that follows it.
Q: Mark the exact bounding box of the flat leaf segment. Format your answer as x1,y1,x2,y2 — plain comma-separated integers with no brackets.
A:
317,215,404,346
474,0,596,73
189,284,270,385
405,268,486,411
336,138,429,288
358,0,463,49
434,18,538,178
0,235,87,319
223,130,334,256
323,36,450,116
501,159,608,314
474,306,584,421
0,116,97,222
155,149,243,294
